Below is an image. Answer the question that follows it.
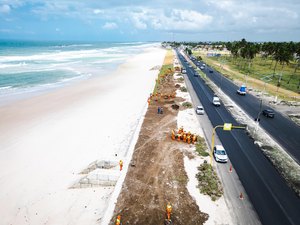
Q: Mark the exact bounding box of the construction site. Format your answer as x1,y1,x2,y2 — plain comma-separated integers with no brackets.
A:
109,51,209,225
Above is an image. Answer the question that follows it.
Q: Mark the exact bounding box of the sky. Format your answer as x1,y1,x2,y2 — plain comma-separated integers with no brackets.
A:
0,0,299,42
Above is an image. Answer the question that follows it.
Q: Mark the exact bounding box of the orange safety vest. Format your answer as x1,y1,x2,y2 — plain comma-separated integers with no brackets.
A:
166,204,172,213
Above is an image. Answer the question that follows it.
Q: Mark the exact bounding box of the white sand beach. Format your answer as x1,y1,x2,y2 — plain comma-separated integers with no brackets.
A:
0,46,166,225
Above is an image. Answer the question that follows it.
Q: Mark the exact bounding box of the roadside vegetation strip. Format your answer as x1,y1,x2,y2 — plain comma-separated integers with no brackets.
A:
163,49,174,65
152,50,175,95
180,86,187,92
196,162,224,201
153,64,173,94
195,137,210,157
182,102,193,108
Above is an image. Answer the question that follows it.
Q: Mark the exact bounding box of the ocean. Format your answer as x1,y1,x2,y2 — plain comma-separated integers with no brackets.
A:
0,40,157,105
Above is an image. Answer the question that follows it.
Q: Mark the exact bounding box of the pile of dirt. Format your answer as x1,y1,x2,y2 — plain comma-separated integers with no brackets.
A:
109,70,208,224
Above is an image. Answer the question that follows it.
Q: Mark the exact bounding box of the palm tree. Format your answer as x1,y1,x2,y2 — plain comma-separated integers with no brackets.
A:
272,43,293,89
287,42,300,84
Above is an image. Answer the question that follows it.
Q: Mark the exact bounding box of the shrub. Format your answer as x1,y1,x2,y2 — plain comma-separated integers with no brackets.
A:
195,137,209,157
180,86,187,92
182,102,192,108
177,77,184,82
196,163,223,201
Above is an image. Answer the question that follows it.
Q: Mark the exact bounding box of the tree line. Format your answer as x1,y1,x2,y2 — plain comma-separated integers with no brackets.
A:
163,40,300,90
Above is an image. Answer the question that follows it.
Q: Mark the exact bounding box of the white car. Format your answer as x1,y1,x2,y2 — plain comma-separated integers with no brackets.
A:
200,66,205,70
195,105,204,115
212,96,221,106
213,145,228,163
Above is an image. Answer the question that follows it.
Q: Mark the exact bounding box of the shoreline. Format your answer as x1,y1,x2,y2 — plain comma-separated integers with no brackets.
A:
0,46,166,225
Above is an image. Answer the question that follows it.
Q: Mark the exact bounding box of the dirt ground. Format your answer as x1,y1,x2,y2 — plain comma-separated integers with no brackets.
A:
109,70,208,224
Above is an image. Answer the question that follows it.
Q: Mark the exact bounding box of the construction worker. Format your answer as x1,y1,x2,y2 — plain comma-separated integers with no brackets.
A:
119,160,123,171
160,107,163,114
177,133,181,141
116,215,121,225
171,130,176,140
187,134,191,144
178,127,184,134
166,203,172,221
192,134,197,144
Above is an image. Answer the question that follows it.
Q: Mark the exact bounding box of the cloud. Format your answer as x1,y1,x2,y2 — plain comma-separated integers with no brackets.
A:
0,4,10,13
205,0,300,32
1,0,300,41
128,8,212,32
93,9,103,14
102,22,118,29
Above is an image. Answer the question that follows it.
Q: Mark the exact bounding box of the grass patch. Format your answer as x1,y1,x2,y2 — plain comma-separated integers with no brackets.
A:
182,102,193,108
196,162,223,201
193,50,300,101
163,49,174,65
153,64,173,94
195,137,209,157
177,77,184,82
174,175,188,184
180,86,187,92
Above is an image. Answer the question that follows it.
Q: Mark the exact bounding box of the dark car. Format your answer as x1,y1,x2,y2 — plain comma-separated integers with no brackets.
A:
262,109,275,118
209,69,213,73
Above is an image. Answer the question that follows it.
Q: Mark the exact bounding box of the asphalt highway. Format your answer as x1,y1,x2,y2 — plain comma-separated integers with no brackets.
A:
177,51,300,225
193,57,300,164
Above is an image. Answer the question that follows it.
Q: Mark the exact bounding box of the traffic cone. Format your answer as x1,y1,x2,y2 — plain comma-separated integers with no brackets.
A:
229,164,232,173
239,192,244,200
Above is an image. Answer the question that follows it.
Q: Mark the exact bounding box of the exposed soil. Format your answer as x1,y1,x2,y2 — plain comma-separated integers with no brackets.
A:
109,71,208,224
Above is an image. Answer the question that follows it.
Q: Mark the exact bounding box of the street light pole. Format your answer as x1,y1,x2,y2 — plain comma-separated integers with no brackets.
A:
210,125,223,165
210,124,247,165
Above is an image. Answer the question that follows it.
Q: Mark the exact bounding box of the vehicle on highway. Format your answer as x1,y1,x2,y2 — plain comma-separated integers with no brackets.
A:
212,96,221,106
181,68,186,74
213,145,228,163
262,109,275,118
237,85,247,95
195,105,204,115
200,66,205,70
194,71,199,77
209,69,213,73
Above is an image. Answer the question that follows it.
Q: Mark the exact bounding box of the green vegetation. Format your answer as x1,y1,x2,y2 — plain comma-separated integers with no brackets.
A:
164,40,300,95
195,137,209,157
177,77,184,82
180,86,187,92
198,53,300,93
182,101,193,108
153,64,173,94
174,175,188,184
196,162,223,201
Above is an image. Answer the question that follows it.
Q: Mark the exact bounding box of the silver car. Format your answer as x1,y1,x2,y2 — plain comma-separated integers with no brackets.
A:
213,145,228,163
196,105,204,115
